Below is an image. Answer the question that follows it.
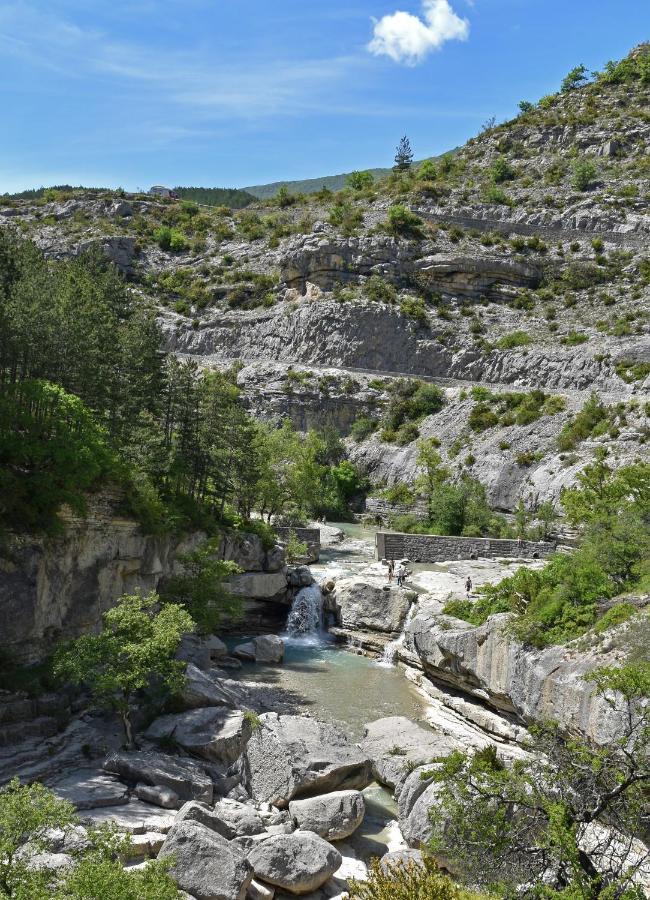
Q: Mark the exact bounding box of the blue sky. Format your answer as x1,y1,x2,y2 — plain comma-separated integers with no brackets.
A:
1,1,648,193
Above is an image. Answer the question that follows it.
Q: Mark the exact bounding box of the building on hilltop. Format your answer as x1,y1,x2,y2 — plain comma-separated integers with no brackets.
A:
149,185,177,199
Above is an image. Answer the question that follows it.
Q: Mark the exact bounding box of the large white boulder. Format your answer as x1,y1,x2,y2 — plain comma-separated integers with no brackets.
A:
361,716,463,789
145,708,252,765
245,714,372,808
247,831,341,895
334,578,412,633
159,819,253,900
289,790,365,841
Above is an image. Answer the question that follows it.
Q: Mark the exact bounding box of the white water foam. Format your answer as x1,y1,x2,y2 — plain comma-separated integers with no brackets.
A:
284,583,326,646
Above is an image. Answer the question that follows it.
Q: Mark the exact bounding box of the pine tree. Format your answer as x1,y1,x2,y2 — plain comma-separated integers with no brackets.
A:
393,136,414,172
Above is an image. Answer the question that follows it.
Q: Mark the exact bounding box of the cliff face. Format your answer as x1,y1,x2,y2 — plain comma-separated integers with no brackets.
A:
0,496,287,663
401,605,637,746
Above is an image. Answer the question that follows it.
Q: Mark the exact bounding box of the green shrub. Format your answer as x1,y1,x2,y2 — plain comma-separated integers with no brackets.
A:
490,156,515,183
350,417,379,441
557,393,610,450
469,403,499,432
399,296,428,323
381,482,415,504
347,170,374,191
494,331,532,350
572,159,597,191
560,331,589,346
417,159,438,180
329,199,364,235
395,422,420,445
348,857,488,900
482,185,511,205
594,602,637,634
364,275,397,304
385,205,425,239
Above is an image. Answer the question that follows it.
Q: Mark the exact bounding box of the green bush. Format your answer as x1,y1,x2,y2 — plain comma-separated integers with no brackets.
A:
385,205,425,239
494,331,532,350
594,602,637,634
348,857,488,900
490,156,515,183
572,159,597,192
560,330,589,346
364,275,397,304
350,417,379,441
482,185,511,205
395,422,420,445
399,296,428,323
347,170,374,191
417,159,438,180
557,393,610,450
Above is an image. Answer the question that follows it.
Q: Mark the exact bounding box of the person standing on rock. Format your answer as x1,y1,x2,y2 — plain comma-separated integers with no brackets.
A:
397,564,406,587
465,576,473,597
388,559,395,582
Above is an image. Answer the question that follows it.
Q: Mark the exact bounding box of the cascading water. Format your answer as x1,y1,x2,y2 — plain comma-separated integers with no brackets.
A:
376,602,418,668
285,583,325,643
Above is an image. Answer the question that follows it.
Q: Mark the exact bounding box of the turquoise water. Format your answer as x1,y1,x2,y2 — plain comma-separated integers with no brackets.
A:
235,640,429,741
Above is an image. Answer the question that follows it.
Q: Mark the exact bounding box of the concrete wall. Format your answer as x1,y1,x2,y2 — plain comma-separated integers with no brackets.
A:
274,527,321,562
376,531,555,562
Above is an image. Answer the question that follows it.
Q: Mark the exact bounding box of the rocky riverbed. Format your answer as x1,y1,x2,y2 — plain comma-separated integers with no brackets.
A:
0,522,646,898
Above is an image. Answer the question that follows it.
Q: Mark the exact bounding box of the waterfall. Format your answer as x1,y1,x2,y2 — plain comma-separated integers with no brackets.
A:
376,602,417,668
285,584,324,643
377,637,401,668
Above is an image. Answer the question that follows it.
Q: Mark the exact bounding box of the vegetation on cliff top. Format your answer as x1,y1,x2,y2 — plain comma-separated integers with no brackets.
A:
426,661,650,898
443,451,650,646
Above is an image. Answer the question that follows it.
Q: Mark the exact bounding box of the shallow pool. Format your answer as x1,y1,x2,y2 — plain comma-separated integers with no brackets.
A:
233,639,429,741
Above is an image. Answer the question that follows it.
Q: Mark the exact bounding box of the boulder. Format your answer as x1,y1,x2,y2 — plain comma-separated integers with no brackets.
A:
334,579,412,634
103,750,213,804
175,800,235,840
206,635,228,658
134,783,181,810
253,635,285,664
397,765,442,849
247,831,341,895
234,642,257,661
49,770,129,810
182,663,250,709
176,634,212,671
288,790,365,841
145,708,252,765
245,714,372,808
361,717,463,789
159,819,253,900
214,798,267,837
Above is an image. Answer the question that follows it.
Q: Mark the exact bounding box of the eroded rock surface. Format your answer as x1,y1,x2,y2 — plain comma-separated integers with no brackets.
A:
245,714,372,807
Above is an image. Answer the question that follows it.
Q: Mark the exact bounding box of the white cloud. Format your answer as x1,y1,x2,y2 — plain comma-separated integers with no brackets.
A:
368,0,469,65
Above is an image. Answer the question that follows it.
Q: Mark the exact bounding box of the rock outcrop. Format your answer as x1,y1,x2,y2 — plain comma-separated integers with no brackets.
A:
247,831,342,895
288,790,365,841
402,607,630,745
333,579,413,634
145,708,253,765
245,714,372,807
159,818,253,900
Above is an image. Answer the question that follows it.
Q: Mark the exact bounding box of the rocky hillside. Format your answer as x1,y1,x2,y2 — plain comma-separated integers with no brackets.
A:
2,45,648,514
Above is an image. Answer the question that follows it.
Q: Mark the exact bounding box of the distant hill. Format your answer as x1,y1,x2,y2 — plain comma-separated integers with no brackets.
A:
173,186,255,209
243,167,393,200
243,154,453,199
